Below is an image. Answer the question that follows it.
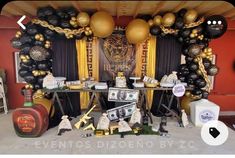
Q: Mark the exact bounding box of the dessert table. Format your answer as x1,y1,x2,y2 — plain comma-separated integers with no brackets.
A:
43,86,193,122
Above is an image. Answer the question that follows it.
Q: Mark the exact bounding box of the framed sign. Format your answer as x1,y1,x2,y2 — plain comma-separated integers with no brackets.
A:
14,52,26,83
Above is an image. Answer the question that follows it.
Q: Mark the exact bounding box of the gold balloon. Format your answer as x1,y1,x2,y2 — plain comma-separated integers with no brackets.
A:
35,34,40,40
90,11,115,38
126,19,150,44
162,13,175,27
77,12,90,27
184,9,198,24
153,15,162,26
148,19,154,26
181,96,194,115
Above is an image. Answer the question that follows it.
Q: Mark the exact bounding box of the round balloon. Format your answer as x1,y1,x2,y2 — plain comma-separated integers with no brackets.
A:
189,62,199,71
18,68,29,77
150,25,161,36
184,9,198,24
47,15,59,26
195,78,207,88
204,15,227,39
126,19,150,44
153,15,162,26
188,44,201,57
11,38,23,49
77,12,90,27
174,17,184,29
29,46,50,61
90,11,114,38
207,65,219,76
162,13,176,27
177,8,187,17
27,25,38,35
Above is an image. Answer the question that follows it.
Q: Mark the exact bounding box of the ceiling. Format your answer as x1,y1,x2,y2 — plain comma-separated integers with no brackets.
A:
1,1,235,20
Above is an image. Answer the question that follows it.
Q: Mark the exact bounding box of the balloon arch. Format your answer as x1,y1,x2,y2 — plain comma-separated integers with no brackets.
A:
11,6,227,99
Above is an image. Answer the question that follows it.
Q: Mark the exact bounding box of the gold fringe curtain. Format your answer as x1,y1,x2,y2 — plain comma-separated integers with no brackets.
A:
146,36,157,108
135,43,143,77
76,40,90,109
92,37,99,81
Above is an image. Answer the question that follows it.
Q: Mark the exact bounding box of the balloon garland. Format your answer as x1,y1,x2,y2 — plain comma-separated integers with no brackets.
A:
147,9,227,99
11,6,227,101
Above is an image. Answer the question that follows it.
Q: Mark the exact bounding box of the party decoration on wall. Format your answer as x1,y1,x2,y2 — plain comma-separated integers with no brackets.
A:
204,15,227,39
90,11,115,38
126,19,150,44
77,12,90,27
11,5,227,102
162,13,176,27
147,8,227,100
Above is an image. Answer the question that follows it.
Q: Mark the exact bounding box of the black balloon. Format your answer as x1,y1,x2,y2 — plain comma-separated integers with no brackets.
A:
188,72,199,80
188,44,201,57
47,15,59,26
37,61,50,71
188,38,197,44
43,6,55,16
65,7,78,17
185,56,194,63
177,8,187,17
198,40,209,49
192,88,202,96
177,37,184,43
24,73,36,84
202,90,209,99
37,76,45,85
34,83,42,90
195,78,207,88
57,10,69,20
150,25,161,36
20,44,32,54
207,65,219,76
204,15,227,39
180,29,191,38
37,8,46,19
26,25,38,35
20,62,32,70
44,29,55,36
60,20,71,28
11,38,23,49
34,40,44,46
175,17,184,29
203,58,211,69
178,74,186,82
189,62,199,71
182,45,189,56
18,68,29,78
187,78,194,85
20,35,34,45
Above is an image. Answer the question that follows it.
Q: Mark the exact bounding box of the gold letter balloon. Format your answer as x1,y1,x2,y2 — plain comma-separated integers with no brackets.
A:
162,13,175,27
77,12,90,27
126,19,150,44
90,11,115,38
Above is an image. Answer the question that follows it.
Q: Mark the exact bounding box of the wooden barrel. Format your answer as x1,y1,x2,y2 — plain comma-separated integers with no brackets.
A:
12,104,49,137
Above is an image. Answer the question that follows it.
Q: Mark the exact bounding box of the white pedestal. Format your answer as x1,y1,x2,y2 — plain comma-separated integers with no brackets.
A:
190,99,220,127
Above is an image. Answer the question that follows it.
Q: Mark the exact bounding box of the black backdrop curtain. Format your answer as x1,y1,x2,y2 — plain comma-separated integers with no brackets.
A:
52,36,81,117
151,35,182,116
